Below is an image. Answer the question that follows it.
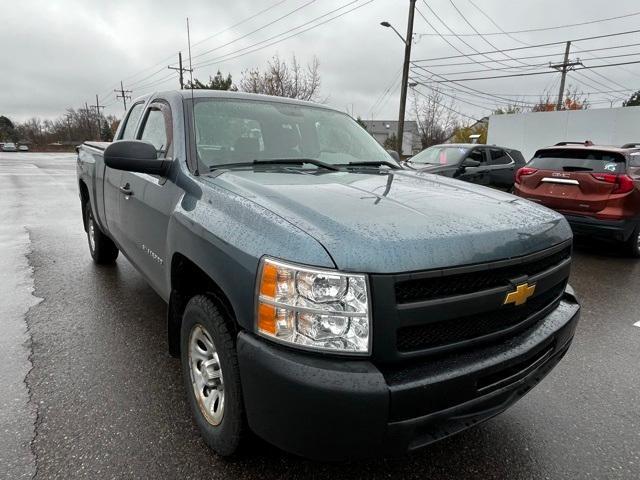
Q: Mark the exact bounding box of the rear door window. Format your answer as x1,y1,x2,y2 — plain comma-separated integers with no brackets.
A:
488,148,511,165
529,149,626,174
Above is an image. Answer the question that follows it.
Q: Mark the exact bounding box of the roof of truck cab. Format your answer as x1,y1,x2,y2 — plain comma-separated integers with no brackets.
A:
133,89,341,112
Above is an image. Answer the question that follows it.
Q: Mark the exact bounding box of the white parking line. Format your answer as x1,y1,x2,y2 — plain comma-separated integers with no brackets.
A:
634,321,640,328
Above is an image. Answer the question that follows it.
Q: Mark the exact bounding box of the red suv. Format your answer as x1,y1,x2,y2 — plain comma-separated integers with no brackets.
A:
514,142,640,257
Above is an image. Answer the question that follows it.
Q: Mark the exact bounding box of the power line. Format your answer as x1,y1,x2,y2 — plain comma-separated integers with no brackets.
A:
419,47,640,68
423,59,640,83
462,1,637,95
425,61,550,76
99,0,292,99
189,0,291,55
448,0,534,68
190,0,319,62
416,8,640,37
419,1,521,71
130,72,176,93
411,85,480,121
413,28,640,62
193,0,373,69
369,67,402,116
410,67,537,107
411,79,501,111
414,5,523,75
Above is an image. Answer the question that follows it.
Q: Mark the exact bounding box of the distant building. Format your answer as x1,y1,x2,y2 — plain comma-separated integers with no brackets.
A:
362,120,422,156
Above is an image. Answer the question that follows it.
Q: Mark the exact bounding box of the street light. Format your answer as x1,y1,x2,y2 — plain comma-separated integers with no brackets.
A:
379,0,416,157
380,21,408,45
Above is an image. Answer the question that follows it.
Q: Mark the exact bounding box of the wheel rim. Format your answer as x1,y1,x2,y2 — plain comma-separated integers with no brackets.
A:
188,324,225,426
88,215,96,252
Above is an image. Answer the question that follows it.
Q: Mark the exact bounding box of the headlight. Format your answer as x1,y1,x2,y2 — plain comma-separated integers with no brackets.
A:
256,257,370,355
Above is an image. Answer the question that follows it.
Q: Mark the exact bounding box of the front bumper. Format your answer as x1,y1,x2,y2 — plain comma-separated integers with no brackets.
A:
237,289,580,461
563,214,638,242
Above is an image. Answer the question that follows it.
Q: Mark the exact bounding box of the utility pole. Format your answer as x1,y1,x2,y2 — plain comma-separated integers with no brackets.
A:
168,52,193,90
84,102,92,138
550,41,581,110
396,0,416,157
114,81,132,111
65,113,72,142
91,94,105,140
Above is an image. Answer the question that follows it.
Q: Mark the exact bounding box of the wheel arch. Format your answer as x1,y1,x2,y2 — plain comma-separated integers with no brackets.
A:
168,252,239,357
79,179,90,231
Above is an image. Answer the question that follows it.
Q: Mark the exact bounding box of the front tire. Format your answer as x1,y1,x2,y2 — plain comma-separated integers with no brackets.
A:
84,203,118,264
180,295,245,457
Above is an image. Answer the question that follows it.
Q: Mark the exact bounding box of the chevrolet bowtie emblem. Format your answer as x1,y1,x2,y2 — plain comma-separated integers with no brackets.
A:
504,283,536,306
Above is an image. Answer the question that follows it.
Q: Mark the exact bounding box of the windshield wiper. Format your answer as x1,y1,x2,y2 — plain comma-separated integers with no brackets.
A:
210,158,340,172
339,161,401,170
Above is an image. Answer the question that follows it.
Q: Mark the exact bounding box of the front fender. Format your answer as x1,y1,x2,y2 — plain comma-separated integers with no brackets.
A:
166,180,335,331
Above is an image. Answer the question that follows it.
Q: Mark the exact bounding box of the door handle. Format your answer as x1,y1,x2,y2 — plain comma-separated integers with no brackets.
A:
119,183,133,196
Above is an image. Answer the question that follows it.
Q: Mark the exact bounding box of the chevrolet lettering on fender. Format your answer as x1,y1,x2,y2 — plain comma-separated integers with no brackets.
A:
76,90,580,461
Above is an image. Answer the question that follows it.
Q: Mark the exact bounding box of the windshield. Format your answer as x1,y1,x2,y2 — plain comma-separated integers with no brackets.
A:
529,149,626,174
193,98,394,169
409,145,469,166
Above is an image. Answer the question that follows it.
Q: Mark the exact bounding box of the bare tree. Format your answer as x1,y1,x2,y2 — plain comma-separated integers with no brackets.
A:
239,55,321,101
531,85,589,112
412,88,458,148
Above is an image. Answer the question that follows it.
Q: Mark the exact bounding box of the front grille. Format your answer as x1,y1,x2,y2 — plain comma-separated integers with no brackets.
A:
396,281,566,352
395,245,571,304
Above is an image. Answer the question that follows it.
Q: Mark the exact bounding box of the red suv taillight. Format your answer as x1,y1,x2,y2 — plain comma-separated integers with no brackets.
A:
515,167,538,184
590,173,635,194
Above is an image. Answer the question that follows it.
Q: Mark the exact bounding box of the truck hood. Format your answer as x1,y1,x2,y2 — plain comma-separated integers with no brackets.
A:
203,169,571,273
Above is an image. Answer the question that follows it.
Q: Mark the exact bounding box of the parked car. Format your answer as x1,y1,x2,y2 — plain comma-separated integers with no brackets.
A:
18,145,29,152
404,143,526,190
76,90,580,461
2,142,17,152
514,142,640,256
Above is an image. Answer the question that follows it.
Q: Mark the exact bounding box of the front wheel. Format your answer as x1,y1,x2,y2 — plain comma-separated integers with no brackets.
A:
180,295,245,456
84,203,118,264
626,226,640,258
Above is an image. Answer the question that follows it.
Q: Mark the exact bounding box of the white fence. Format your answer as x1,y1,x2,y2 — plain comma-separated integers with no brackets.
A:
487,106,640,160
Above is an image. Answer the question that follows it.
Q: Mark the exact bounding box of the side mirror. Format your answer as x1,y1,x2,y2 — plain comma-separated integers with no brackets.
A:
386,149,401,163
104,140,168,176
461,158,481,168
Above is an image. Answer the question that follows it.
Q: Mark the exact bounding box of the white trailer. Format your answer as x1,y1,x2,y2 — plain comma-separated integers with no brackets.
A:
487,106,640,161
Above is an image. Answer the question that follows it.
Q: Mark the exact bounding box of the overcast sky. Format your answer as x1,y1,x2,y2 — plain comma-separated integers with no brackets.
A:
2,0,640,124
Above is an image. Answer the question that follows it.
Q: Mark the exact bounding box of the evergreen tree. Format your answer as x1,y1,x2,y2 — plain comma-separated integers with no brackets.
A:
623,90,640,107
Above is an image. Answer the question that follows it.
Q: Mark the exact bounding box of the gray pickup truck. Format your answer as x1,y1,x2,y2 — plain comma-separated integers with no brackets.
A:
77,90,580,461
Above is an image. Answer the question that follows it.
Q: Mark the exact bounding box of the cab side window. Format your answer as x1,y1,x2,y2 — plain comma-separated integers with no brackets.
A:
119,103,144,140
488,148,511,165
138,104,172,158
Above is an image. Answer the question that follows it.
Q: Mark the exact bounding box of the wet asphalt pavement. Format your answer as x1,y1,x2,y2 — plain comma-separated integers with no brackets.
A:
1,152,639,479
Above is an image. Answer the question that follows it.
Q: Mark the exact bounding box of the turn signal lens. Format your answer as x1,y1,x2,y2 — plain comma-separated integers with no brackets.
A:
259,262,277,298
515,167,537,184
257,303,277,335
